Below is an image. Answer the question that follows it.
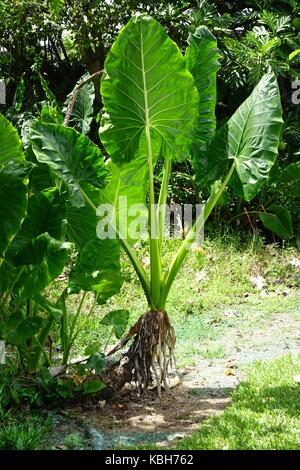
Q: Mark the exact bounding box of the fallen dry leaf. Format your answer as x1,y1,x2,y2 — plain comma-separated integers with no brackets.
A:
73,374,86,385
111,403,126,410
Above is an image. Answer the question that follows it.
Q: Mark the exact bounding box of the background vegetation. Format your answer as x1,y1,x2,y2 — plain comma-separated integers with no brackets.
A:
1,0,299,240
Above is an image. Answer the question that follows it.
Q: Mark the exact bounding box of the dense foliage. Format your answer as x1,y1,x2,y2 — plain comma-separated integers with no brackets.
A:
1,0,299,240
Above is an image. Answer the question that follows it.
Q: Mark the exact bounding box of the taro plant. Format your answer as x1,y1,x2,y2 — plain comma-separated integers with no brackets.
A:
0,112,118,374
30,16,283,395
0,113,72,372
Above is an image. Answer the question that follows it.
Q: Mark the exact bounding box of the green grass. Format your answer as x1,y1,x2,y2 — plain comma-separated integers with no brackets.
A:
177,354,300,450
0,409,51,450
64,433,85,450
200,346,227,359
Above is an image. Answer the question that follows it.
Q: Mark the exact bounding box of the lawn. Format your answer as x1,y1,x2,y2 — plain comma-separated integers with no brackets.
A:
177,354,300,450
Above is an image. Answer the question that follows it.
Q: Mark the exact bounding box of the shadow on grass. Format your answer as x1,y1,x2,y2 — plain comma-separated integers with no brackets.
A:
177,355,300,450
237,383,300,417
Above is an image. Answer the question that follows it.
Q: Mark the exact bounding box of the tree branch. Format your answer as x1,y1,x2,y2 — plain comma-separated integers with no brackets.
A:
63,70,102,127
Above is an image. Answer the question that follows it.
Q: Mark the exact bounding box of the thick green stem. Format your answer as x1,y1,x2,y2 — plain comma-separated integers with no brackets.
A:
30,314,55,370
157,157,172,252
121,238,153,308
141,33,162,308
159,161,236,309
203,161,236,222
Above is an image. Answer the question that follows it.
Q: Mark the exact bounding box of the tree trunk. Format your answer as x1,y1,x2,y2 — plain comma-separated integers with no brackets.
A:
81,42,105,109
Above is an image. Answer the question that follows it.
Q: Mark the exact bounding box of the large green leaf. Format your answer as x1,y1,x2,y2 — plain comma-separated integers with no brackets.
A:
63,77,94,135
68,237,122,304
100,15,198,164
186,26,220,147
67,195,98,248
230,73,283,200
0,113,24,164
67,187,122,303
0,260,17,295
25,145,54,193
195,73,283,201
1,312,41,346
97,158,148,244
2,314,45,346
30,122,107,207
66,156,146,302
282,161,300,197
259,205,294,239
100,309,130,339
8,188,67,261
0,162,29,263
14,234,71,299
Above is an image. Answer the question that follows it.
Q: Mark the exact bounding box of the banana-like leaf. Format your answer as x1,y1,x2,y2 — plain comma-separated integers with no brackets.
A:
14,233,71,299
100,15,198,164
0,113,24,164
8,188,67,262
30,122,107,207
195,73,283,201
0,162,29,263
259,205,294,239
186,26,220,146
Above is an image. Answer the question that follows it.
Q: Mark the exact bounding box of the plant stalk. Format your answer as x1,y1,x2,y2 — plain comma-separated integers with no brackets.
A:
159,161,236,308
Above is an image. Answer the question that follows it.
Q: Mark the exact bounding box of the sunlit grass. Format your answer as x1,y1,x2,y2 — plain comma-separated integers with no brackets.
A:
177,354,300,450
